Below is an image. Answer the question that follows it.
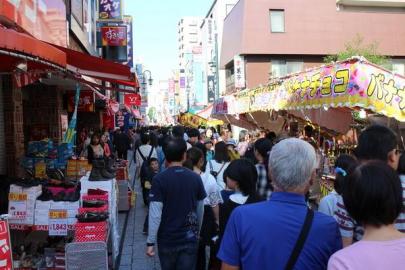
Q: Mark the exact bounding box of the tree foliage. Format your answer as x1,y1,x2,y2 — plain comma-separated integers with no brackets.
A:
324,34,390,67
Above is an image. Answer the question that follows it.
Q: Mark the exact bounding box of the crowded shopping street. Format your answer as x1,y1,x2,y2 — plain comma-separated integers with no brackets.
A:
0,0,405,270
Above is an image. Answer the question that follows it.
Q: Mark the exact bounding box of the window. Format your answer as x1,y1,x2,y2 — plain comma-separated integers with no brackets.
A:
271,60,303,78
270,10,285,33
392,59,405,76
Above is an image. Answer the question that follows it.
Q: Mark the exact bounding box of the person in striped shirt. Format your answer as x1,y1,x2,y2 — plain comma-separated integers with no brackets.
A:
334,125,403,247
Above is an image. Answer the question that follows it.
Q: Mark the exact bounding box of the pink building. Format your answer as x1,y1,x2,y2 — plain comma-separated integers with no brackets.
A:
221,0,405,93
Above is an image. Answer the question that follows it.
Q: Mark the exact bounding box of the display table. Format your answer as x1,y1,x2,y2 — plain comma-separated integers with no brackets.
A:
79,175,120,266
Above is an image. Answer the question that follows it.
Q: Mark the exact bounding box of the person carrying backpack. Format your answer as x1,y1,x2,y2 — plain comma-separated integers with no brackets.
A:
136,132,157,205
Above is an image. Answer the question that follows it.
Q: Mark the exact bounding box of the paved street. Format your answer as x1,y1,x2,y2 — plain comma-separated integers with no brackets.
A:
117,154,161,270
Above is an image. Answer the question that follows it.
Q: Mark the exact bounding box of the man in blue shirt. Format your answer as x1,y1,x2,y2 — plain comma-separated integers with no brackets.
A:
146,138,206,270
218,138,342,270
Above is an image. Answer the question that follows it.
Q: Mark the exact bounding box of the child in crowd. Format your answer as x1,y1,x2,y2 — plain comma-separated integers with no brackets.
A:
143,158,160,234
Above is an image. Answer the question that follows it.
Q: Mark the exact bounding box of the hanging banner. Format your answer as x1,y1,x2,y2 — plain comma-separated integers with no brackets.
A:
101,26,127,46
98,0,122,20
103,111,115,129
64,84,81,144
214,58,405,122
124,93,141,106
178,113,207,128
207,75,216,103
234,55,246,89
0,220,13,270
67,90,94,113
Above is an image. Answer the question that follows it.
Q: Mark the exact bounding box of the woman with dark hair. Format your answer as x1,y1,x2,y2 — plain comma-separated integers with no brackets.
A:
87,134,104,164
207,141,230,189
328,161,405,269
318,154,358,216
185,147,222,270
254,138,273,199
218,159,263,239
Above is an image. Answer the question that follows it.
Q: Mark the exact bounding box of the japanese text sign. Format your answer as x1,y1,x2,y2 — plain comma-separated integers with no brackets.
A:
98,0,122,20
0,220,12,270
101,26,127,46
67,91,94,112
234,55,246,89
49,210,68,236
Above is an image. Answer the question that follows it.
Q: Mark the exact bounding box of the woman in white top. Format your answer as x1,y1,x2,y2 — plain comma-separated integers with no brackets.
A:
207,141,231,190
318,154,357,217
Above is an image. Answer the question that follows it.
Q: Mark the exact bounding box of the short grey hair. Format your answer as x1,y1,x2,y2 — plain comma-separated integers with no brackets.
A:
269,138,317,191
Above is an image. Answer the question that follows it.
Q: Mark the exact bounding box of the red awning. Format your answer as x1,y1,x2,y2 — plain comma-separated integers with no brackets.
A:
51,44,138,88
0,27,66,69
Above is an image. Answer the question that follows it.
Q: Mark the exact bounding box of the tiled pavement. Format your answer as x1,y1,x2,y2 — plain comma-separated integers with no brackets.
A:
117,152,161,270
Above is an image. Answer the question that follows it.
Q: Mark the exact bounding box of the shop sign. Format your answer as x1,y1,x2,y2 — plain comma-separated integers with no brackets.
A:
123,16,134,67
101,26,127,46
219,58,405,122
0,0,67,47
124,93,141,106
8,193,27,220
0,220,13,270
234,55,246,89
98,0,122,20
48,210,68,236
67,91,95,113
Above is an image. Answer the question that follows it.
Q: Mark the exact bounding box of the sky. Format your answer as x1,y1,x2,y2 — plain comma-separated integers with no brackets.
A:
126,0,214,82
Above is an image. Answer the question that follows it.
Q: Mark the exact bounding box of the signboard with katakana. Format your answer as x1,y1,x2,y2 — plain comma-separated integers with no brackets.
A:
98,0,122,20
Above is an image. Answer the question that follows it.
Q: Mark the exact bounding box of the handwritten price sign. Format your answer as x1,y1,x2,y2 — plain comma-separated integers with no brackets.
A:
49,210,68,236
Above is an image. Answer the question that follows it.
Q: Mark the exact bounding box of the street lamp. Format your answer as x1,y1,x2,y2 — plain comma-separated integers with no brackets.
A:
142,70,153,86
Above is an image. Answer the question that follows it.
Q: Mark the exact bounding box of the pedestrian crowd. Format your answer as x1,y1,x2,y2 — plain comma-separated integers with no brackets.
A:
127,124,404,270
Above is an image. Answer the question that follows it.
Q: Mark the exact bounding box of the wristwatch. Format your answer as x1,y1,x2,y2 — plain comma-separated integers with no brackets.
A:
146,242,155,247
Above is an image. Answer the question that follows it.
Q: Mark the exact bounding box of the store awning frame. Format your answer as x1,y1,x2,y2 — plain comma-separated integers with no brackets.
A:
0,27,66,68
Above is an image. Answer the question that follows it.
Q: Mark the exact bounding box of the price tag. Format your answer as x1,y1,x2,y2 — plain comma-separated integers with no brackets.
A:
8,193,27,220
48,210,68,236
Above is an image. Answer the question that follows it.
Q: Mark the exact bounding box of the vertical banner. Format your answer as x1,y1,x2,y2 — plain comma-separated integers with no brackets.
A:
207,75,216,102
0,220,13,270
234,55,246,89
64,83,81,144
123,15,133,67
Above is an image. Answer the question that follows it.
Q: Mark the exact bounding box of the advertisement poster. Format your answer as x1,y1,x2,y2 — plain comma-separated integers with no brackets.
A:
67,91,94,112
101,26,127,46
48,210,68,236
124,93,141,106
0,220,13,270
207,75,216,102
234,55,246,89
98,0,122,20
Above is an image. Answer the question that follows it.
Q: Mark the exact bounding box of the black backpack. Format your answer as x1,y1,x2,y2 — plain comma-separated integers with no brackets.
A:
138,147,155,181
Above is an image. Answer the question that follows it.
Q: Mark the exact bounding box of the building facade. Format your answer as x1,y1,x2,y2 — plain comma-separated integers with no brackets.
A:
221,0,405,94
200,0,238,102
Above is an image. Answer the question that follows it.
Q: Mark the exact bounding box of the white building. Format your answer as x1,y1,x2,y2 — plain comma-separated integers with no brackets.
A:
201,0,238,101
178,17,203,68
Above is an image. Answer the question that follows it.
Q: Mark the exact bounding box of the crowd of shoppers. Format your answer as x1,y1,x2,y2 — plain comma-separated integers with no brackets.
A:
126,124,405,270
